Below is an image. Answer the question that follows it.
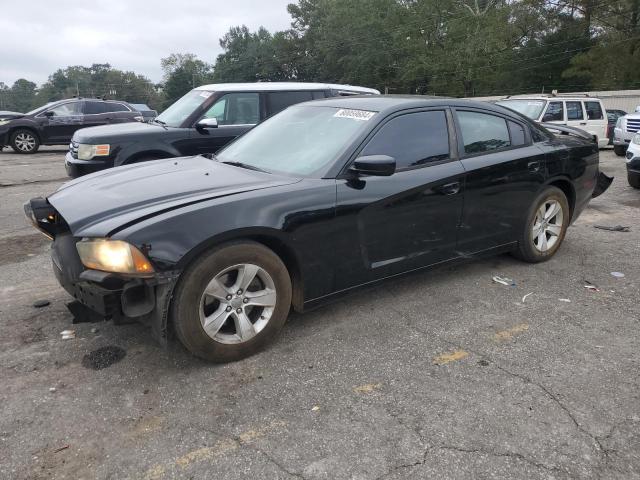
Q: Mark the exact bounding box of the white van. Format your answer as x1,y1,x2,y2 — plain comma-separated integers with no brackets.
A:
496,95,608,148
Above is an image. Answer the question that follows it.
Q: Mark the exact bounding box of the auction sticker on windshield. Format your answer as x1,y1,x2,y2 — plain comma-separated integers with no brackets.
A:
334,109,376,121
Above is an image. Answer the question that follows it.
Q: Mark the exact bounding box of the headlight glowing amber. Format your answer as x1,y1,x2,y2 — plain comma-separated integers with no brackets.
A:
76,239,154,275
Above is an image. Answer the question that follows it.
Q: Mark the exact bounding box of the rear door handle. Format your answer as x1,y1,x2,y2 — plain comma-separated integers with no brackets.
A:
580,122,587,125
437,182,460,195
528,161,542,172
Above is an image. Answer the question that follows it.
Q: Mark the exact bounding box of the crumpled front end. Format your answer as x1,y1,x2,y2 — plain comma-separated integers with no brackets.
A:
25,197,177,344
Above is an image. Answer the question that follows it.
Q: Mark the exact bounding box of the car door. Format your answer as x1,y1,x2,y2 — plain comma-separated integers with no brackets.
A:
187,92,261,155
565,100,586,131
41,101,84,143
453,109,547,254
82,100,109,129
334,109,465,289
583,100,607,144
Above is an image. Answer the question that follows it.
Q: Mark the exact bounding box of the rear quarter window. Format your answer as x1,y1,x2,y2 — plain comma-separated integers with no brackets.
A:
267,91,314,116
585,101,604,120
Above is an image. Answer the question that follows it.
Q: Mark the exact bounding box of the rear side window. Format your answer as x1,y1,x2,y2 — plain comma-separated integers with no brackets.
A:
566,101,584,120
585,101,604,120
361,111,450,170
104,103,130,113
267,91,314,116
84,101,106,114
542,102,564,122
457,111,511,154
508,121,526,146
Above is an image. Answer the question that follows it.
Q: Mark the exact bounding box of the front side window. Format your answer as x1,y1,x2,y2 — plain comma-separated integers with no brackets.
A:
361,111,450,169
203,93,259,125
508,121,527,146
542,102,564,122
566,101,584,120
267,91,314,116
216,105,373,177
457,111,511,154
585,101,604,120
47,102,81,117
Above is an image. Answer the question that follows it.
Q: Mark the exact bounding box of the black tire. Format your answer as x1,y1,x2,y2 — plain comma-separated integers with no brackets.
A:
512,186,570,263
10,129,40,154
614,145,627,157
171,241,292,362
629,172,640,189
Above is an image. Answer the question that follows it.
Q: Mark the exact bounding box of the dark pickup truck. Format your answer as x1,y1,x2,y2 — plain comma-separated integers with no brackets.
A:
64,82,379,177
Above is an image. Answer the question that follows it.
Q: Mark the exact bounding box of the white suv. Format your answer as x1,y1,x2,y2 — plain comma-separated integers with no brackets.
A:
612,107,640,157
496,95,608,148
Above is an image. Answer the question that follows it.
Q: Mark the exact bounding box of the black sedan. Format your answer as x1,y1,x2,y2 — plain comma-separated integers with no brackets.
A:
0,98,142,154
27,96,609,362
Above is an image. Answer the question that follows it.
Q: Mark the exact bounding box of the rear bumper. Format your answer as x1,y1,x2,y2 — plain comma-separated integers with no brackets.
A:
51,233,179,342
65,151,113,178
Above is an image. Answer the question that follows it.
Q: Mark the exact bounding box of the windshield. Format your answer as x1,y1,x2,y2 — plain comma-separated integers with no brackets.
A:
155,90,213,127
26,102,55,116
496,99,547,120
216,105,376,177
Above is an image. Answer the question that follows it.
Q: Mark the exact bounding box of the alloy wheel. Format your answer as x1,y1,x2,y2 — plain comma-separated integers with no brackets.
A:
14,132,36,152
531,199,564,252
199,263,277,344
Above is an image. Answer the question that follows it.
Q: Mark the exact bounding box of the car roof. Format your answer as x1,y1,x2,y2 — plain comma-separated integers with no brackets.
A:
499,95,603,101
194,82,380,95
297,95,519,116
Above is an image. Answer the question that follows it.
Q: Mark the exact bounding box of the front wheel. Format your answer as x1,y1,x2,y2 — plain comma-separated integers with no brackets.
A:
10,129,40,154
629,172,640,189
614,145,626,157
171,241,292,362
512,186,570,263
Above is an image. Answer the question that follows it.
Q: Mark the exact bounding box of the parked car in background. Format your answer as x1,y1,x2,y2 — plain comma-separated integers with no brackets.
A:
496,94,608,148
622,133,640,188
606,109,627,145
0,98,143,154
28,96,609,361
612,107,640,156
63,82,380,177
129,103,158,123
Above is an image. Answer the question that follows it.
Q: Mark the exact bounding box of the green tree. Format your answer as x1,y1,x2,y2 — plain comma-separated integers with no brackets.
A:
161,53,214,108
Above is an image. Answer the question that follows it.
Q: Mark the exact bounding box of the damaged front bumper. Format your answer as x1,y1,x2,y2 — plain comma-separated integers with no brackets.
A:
50,232,178,345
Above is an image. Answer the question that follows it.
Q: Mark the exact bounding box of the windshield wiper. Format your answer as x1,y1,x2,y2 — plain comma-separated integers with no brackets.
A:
153,119,168,129
220,161,270,173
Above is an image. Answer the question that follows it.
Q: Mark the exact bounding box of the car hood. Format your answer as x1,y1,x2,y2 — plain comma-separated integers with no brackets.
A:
48,155,300,237
0,111,24,120
72,121,167,143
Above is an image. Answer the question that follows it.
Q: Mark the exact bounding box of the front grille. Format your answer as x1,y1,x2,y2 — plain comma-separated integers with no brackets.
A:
625,119,640,133
69,141,78,159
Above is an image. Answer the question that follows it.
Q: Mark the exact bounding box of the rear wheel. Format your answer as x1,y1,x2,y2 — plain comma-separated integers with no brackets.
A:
512,186,570,263
629,172,640,189
171,241,292,362
614,145,626,157
10,129,39,154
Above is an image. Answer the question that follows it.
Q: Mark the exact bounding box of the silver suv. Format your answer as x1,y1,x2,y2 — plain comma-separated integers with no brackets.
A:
612,107,640,156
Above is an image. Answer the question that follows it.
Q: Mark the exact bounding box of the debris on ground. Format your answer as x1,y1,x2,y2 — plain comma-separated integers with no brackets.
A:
33,299,50,308
81,346,126,370
478,359,490,367
433,350,469,365
49,387,56,393
353,383,382,394
53,445,69,453
584,281,600,292
594,225,630,232
521,292,534,303
492,276,516,287
611,272,625,278
311,405,320,412
60,329,76,340
559,298,571,303
494,324,529,342
90,327,99,334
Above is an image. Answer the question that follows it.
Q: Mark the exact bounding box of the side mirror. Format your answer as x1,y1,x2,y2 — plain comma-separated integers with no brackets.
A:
350,155,396,176
44,111,55,117
196,117,218,130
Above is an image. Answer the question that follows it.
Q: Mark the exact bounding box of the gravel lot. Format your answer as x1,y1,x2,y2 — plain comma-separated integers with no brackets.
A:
0,146,638,480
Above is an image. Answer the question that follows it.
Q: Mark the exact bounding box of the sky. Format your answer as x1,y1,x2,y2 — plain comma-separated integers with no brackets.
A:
0,0,294,86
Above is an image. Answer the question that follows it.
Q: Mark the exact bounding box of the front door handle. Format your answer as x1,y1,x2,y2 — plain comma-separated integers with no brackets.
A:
437,182,460,195
528,160,542,172
579,122,587,125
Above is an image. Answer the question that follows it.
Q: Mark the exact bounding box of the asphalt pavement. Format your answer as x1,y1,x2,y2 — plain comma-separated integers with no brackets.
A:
0,146,638,480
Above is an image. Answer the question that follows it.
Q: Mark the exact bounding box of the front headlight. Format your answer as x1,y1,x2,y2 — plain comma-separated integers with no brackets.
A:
632,134,640,145
616,117,625,129
76,239,154,275
0,119,12,126
77,143,110,160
